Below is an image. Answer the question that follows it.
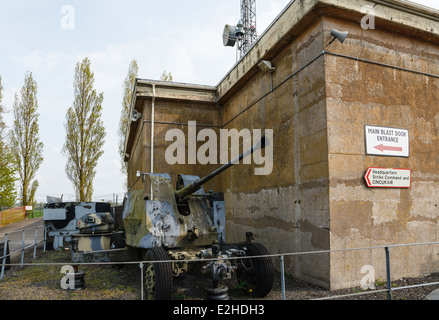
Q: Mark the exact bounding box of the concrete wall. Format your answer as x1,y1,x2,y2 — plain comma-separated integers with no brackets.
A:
220,18,331,288
126,97,222,197
126,99,150,192
323,15,439,289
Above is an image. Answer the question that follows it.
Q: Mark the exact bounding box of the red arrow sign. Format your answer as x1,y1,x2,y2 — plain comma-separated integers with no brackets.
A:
374,144,403,153
364,168,372,187
364,168,411,188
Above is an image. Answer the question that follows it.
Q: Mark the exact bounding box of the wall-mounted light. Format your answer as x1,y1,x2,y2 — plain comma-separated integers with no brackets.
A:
131,110,142,122
258,60,275,92
258,60,275,73
136,170,147,182
329,29,349,44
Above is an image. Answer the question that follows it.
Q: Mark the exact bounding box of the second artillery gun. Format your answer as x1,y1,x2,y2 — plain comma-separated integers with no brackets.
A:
122,136,274,300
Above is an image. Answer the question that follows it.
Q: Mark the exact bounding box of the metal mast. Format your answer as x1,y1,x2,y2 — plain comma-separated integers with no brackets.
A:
222,0,257,60
239,0,257,58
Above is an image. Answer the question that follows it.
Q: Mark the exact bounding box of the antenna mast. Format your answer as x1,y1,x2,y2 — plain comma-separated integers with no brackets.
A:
222,0,257,60
239,0,257,58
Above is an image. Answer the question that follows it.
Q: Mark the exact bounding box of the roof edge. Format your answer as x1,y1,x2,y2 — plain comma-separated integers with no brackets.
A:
216,0,439,102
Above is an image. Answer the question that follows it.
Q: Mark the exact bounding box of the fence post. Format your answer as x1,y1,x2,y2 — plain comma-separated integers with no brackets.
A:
385,246,392,300
140,262,144,300
280,254,286,300
21,230,25,267
1,234,8,280
43,227,47,252
33,227,38,259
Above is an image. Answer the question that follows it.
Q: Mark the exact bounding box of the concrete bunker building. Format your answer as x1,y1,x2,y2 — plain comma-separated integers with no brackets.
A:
124,0,439,290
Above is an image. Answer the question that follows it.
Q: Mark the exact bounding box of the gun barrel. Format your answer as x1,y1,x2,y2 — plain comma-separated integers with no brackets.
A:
175,136,268,203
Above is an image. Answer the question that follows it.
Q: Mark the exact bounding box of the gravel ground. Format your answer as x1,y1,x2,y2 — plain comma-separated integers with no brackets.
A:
1,248,438,301
173,270,439,300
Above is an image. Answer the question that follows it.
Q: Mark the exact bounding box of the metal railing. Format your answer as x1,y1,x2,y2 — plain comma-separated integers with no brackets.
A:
279,241,439,300
0,226,46,280
1,235,438,300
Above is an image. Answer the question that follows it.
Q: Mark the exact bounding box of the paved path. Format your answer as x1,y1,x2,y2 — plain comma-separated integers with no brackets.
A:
0,218,44,263
0,217,43,234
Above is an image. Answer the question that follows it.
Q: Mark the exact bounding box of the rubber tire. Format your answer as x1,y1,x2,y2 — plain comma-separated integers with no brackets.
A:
239,243,274,298
110,233,125,249
73,271,85,290
144,247,173,300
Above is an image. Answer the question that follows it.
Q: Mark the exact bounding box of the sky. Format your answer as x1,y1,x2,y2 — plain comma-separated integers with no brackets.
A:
0,0,438,203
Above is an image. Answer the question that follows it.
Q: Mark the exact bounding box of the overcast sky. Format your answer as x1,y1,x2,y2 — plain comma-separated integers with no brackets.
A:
1,0,438,203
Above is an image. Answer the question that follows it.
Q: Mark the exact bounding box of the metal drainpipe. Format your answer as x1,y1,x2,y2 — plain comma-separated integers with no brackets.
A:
150,84,156,200
270,72,274,92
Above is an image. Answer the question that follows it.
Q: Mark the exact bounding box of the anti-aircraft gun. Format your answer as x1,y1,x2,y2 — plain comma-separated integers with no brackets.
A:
122,136,274,300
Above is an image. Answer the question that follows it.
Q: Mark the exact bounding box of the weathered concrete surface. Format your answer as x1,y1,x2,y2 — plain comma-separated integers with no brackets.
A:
218,0,439,288
125,81,221,195
324,12,439,289
219,16,331,288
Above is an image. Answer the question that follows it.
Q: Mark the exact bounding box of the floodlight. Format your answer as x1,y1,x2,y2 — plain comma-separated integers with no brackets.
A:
258,60,275,73
329,29,349,44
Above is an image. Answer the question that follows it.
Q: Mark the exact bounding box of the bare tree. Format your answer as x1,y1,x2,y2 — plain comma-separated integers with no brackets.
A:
63,57,106,201
10,71,44,206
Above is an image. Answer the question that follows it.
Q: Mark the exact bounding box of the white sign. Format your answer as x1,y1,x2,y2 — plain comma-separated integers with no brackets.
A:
364,168,411,188
365,126,409,157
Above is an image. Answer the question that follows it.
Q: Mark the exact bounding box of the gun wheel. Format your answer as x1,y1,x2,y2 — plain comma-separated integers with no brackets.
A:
238,243,274,298
143,247,173,300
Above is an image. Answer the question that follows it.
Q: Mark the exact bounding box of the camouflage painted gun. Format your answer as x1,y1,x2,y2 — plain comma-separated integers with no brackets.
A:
122,136,274,300
123,136,269,249
71,212,125,255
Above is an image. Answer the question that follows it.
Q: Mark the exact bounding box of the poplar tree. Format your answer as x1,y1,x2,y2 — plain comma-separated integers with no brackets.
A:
10,72,44,206
0,75,17,208
63,57,106,202
160,70,173,82
118,59,138,190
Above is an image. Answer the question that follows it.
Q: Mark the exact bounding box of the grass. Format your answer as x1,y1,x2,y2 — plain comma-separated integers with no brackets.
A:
0,250,141,300
25,209,43,219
